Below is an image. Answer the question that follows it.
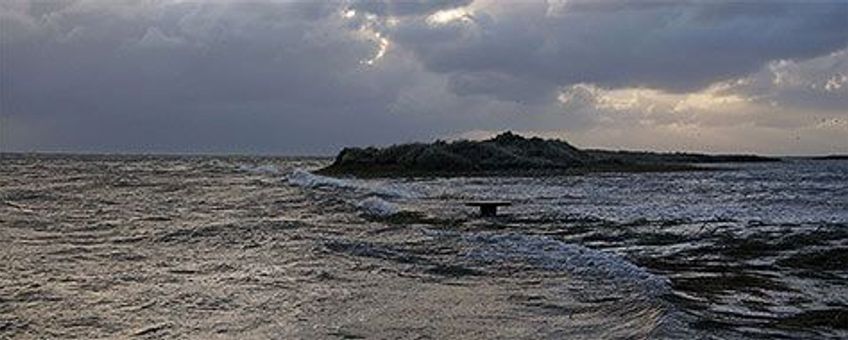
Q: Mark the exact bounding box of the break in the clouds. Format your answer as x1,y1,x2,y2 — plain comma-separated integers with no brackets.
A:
1,0,847,155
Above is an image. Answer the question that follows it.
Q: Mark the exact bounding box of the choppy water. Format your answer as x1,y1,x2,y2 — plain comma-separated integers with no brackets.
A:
1,154,846,339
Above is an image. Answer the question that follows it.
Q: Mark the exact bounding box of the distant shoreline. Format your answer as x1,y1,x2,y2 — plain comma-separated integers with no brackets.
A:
810,155,848,160
2,151,844,161
0,152,332,161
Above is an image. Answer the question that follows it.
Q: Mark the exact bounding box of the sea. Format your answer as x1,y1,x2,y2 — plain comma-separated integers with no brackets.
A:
1,154,846,339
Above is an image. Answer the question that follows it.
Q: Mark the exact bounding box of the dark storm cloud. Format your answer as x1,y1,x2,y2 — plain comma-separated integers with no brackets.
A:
1,1,432,153
389,1,848,95
1,0,846,154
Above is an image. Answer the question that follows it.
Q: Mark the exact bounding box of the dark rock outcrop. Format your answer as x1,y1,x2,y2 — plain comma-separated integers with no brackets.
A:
318,132,778,177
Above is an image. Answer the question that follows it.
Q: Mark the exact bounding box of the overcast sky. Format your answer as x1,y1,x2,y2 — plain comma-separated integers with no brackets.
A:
2,0,847,155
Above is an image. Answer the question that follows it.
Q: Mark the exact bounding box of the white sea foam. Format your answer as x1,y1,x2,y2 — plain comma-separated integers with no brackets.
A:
286,169,419,199
287,169,356,189
464,233,669,293
357,196,399,217
238,164,281,175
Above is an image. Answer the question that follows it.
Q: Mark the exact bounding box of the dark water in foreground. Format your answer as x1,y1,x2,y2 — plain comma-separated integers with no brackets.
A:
1,154,846,339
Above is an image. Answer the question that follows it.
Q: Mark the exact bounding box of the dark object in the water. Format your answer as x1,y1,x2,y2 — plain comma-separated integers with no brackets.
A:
317,131,779,177
465,201,512,217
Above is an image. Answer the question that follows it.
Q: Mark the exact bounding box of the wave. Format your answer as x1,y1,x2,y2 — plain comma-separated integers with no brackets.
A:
463,233,670,294
286,169,419,199
237,164,281,175
287,168,355,189
357,196,399,217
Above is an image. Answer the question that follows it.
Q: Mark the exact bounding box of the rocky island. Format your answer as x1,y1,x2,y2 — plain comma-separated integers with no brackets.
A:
317,132,778,177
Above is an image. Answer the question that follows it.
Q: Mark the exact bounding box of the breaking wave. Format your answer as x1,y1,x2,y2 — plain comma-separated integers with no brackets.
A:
463,233,670,294
358,196,399,217
237,164,281,175
286,169,419,199
287,169,354,189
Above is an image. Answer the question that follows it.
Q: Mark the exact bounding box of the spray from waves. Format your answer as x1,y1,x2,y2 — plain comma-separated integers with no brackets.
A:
357,196,399,217
286,169,419,199
463,233,670,294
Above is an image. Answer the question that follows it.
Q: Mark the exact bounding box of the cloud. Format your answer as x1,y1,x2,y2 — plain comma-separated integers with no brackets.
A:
2,1,419,153
539,49,848,155
387,0,848,93
1,0,846,155
348,0,473,17
729,49,848,112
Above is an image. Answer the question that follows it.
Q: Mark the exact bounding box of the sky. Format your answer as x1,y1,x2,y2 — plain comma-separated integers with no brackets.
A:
1,0,847,156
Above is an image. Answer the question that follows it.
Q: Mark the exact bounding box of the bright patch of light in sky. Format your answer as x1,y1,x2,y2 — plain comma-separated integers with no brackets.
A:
364,32,390,66
824,74,846,92
426,7,472,25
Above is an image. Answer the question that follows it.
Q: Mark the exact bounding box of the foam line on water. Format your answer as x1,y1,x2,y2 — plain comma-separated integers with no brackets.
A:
237,164,281,175
286,169,418,199
463,232,670,294
288,169,356,189
357,196,399,217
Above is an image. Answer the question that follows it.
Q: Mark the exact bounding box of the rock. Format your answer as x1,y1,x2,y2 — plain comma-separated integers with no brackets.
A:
317,131,778,177
319,132,590,176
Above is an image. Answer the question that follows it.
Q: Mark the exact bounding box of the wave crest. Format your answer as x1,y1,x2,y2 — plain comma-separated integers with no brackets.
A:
237,164,280,175
358,196,399,217
464,233,669,294
286,169,418,198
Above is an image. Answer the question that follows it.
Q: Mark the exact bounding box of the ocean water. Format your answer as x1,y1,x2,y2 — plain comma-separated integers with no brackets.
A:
1,154,846,339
